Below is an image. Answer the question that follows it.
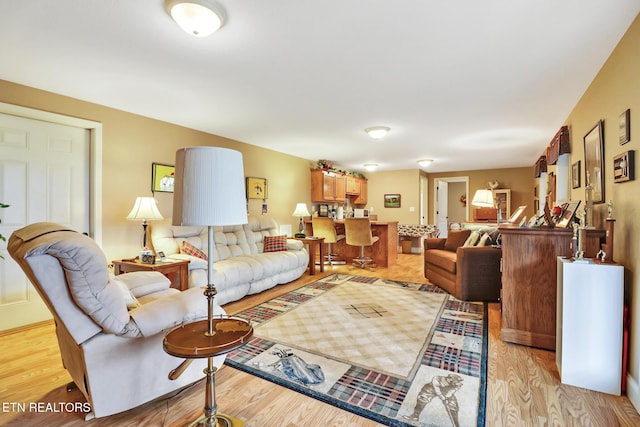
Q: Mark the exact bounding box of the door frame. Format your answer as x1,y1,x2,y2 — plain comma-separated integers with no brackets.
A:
0,102,103,244
433,176,469,234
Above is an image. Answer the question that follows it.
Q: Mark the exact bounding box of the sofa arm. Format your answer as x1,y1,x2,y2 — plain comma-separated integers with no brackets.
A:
424,238,446,250
286,239,304,251
129,287,226,337
455,246,502,301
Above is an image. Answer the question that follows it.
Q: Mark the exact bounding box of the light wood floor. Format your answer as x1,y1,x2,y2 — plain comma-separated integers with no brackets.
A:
1,253,639,426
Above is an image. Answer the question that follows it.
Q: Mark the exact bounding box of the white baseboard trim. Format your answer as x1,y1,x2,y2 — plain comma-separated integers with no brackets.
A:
627,373,640,413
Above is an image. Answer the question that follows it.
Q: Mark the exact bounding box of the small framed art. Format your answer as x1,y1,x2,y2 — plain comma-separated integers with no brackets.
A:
619,109,630,145
384,194,401,208
584,120,605,204
571,161,581,189
613,150,635,183
152,163,175,193
246,177,268,199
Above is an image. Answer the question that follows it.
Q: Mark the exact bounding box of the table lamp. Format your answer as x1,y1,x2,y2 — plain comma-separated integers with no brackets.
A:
292,203,310,237
471,189,502,223
126,197,164,249
171,146,251,427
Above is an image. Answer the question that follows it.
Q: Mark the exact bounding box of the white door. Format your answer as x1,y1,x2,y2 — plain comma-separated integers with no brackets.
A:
0,113,90,330
419,175,428,226
436,181,448,238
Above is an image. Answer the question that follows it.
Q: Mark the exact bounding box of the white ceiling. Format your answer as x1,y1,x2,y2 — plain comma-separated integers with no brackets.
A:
1,1,638,173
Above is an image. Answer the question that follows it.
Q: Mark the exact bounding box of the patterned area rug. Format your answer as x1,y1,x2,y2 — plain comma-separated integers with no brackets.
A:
225,274,487,427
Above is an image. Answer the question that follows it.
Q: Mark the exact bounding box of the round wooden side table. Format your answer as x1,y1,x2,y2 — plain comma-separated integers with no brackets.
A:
164,317,253,427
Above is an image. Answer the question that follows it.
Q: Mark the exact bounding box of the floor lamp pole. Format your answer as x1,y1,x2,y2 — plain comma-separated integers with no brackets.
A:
197,225,224,427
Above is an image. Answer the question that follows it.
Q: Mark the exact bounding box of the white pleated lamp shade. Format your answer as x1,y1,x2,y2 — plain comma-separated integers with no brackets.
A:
172,147,248,226
471,189,494,207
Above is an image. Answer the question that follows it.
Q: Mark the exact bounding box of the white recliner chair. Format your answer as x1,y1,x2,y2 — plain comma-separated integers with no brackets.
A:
8,222,225,419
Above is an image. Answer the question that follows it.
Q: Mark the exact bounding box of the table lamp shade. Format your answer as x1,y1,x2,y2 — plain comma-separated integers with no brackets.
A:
471,189,494,207
292,203,311,218
127,197,164,221
172,147,248,227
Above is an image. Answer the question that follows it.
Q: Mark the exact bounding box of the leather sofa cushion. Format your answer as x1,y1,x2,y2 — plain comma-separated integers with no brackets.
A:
425,249,457,274
444,229,471,251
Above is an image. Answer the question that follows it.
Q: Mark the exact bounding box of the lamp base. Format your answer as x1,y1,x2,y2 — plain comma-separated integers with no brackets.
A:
295,233,306,238
189,413,244,427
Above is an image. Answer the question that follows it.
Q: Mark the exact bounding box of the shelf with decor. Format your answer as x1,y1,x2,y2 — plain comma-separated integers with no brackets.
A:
493,189,510,219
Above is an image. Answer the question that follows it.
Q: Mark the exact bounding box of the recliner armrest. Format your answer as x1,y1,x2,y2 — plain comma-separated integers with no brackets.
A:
117,271,171,297
129,287,225,337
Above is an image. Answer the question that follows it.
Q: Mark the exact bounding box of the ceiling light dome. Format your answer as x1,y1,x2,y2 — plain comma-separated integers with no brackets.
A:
165,0,225,37
364,163,378,171
417,159,434,167
365,126,390,140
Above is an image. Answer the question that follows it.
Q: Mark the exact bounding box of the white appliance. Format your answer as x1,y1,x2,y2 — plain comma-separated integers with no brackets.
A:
354,209,369,218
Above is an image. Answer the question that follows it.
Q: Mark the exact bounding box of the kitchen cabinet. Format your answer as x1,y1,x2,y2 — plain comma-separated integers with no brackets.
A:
346,176,361,194
352,179,367,204
311,169,345,202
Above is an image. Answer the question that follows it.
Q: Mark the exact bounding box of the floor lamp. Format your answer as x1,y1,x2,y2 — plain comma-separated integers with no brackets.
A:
166,146,252,427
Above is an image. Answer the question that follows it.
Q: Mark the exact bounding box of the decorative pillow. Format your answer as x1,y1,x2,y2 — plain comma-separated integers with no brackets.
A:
478,233,492,246
444,229,472,251
463,231,481,247
264,235,288,252
180,240,208,260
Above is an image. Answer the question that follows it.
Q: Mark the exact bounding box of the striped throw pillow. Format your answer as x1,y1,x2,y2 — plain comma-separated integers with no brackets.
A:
264,235,288,252
180,240,208,260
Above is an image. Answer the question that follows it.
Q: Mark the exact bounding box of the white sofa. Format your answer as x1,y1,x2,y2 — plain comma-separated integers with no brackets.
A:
151,215,309,305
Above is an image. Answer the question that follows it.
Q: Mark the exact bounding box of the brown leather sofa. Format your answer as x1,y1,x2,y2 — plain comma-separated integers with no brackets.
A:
423,229,501,301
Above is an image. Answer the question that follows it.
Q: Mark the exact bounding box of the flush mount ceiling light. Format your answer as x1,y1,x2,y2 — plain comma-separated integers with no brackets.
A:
364,163,378,171
164,0,225,37
417,159,434,167
364,126,390,140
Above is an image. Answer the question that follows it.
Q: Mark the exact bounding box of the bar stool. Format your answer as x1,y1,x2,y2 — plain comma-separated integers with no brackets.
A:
312,217,345,266
344,217,380,270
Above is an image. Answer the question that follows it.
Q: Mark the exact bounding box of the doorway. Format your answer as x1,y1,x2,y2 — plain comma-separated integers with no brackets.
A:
0,103,102,331
433,176,469,238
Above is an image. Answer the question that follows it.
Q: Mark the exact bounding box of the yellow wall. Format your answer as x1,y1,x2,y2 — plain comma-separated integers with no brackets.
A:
447,182,467,223
426,166,534,223
562,14,640,409
366,169,422,223
0,80,313,260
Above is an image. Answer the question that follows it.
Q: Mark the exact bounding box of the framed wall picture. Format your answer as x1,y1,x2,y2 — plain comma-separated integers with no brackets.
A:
583,120,605,204
613,150,635,183
384,194,401,208
246,177,268,199
571,160,581,189
555,200,581,228
152,163,175,193
619,109,630,145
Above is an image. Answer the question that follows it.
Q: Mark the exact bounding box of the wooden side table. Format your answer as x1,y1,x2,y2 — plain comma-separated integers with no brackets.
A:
112,259,190,291
295,237,324,275
164,318,253,427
